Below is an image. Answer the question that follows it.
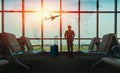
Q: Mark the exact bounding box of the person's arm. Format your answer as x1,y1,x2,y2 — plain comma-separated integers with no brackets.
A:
64,31,67,39
73,31,75,38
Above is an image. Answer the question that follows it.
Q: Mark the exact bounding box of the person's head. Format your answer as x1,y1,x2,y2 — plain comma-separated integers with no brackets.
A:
68,25,71,30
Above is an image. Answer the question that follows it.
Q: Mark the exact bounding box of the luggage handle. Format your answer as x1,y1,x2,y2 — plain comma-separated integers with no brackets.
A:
54,36,58,45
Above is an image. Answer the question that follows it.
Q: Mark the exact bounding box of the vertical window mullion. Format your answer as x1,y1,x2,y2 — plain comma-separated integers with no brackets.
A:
78,0,80,50
60,0,62,52
97,0,99,37
115,0,117,35
2,0,4,33
41,0,44,51
22,0,25,37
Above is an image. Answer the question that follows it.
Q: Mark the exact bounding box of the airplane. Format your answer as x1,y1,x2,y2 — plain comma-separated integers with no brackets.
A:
44,15,60,21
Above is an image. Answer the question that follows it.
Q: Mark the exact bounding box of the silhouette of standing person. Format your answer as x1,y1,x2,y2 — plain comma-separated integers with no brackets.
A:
64,25,75,57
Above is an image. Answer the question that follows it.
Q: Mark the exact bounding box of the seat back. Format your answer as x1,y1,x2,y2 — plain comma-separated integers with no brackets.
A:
88,37,100,51
19,37,33,51
98,33,114,52
0,33,22,53
107,34,120,54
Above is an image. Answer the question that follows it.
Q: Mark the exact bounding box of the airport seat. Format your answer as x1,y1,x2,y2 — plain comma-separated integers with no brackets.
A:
18,37,42,55
80,33,115,58
0,32,30,71
0,55,9,68
80,37,100,53
91,33,120,71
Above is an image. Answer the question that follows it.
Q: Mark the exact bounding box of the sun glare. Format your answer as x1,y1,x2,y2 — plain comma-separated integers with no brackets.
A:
42,12,50,18
36,10,50,17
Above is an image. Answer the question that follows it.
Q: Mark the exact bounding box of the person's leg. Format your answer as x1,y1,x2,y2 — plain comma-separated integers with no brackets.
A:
67,41,70,53
70,41,73,57
71,42,73,53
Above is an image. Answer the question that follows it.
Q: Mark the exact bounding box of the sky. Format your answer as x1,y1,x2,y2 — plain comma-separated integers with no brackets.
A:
0,0,120,45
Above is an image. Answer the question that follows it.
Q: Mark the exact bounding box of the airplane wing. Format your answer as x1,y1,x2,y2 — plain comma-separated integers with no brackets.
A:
44,15,60,21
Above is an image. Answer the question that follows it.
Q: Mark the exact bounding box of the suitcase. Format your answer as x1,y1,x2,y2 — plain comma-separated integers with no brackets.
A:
50,36,58,56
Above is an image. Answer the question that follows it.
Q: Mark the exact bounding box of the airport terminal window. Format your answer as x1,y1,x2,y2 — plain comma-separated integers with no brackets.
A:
4,0,22,10
99,13,114,38
4,13,22,38
25,13,41,38
80,13,96,38
80,0,96,11
99,0,114,11
62,0,78,11
25,0,41,11
0,0,119,51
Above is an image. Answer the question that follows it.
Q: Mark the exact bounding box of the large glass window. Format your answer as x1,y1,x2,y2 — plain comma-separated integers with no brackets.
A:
99,0,114,11
62,0,78,11
80,13,96,38
4,13,22,38
99,13,114,38
80,0,96,11
0,0,119,51
4,0,22,10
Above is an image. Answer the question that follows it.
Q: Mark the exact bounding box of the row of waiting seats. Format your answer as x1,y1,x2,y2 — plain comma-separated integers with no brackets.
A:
0,32,120,71
0,32,42,71
80,33,120,56
88,33,120,72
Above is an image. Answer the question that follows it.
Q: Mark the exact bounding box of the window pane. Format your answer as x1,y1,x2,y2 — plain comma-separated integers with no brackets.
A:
0,0,1,10
25,13,41,38
30,40,41,45
99,13,114,38
99,0,114,11
62,0,78,11
80,40,91,50
117,13,120,38
118,0,120,11
4,0,22,10
0,13,1,33
44,0,59,11
4,13,22,38
30,40,41,50
44,13,60,38
25,0,41,11
62,13,78,38
80,13,96,38
80,40,99,51
80,0,96,11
